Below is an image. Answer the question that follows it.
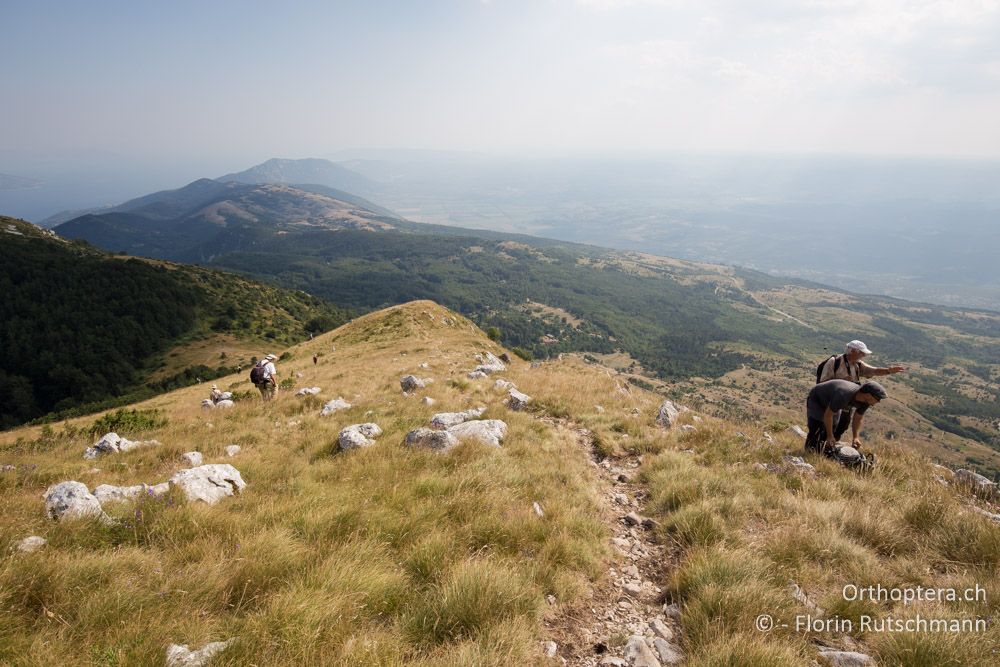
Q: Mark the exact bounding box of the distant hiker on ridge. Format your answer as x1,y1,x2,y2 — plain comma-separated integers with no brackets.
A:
805,380,888,456
816,340,905,442
251,354,279,401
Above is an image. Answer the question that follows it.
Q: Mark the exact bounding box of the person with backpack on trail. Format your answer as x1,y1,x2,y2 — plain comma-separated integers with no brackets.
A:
251,354,279,401
816,340,905,442
805,380,888,457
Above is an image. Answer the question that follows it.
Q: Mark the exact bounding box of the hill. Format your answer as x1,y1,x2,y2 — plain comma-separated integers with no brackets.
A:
0,216,349,429
1,301,998,665
53,187,1000,477
217,157,379,198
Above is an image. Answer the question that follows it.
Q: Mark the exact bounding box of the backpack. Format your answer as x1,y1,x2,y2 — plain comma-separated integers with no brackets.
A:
250,362,267,385
815,355,842,383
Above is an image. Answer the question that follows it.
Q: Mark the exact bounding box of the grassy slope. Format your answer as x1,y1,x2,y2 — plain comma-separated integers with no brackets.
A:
2,300,998,665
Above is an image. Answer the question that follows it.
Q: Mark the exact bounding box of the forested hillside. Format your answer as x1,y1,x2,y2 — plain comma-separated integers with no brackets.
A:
0,217,348,429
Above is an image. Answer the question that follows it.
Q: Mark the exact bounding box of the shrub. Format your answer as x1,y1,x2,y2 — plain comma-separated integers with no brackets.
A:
89,408,167,437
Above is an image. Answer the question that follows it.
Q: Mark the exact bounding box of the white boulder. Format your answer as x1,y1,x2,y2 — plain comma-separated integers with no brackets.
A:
473,352,506,375
655,400,681,428
956,469,997,496
83,432,159,460
166,639,235,667
17,536,47,553
201,399,216,410
93,484,150,505
818,650,873,667
214,399,235,409
494,379,515,390
447,419,508,447
466,370,488,380
421,396,436,406
400,375,427,391
320,398,352,416
224,444,241,458
43,481,108,522
339,423,383,451
180,451,203,467
295,386,322,396
405,428,460,453
169,464,246,505
789,425,808,438
507,389,531,411
430,407,486,429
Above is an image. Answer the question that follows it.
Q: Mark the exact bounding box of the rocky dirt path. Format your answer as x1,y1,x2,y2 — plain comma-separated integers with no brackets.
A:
538,418,685,666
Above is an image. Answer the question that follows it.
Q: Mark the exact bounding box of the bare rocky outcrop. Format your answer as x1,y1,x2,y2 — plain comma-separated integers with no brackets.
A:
169,464,246,505
430,407,485,429
405,428,460,452
507,389,531,411
447,419,508,447
83,432,160,460
165,639,235,667
43,481,109,522
654,401,680,429
338,423,383,451
473,351,506,375
320,398,352,416
955,468,997,496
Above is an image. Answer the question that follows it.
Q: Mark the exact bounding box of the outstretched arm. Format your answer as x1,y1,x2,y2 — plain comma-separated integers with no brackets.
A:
860,361,906,377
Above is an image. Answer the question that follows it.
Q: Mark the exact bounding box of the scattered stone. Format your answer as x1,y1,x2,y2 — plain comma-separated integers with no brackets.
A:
320,398,352,416
400,375,428,392
44,481,108,522
405,428,461,453
972,506,1000,523
295,372,304,378
201,399,216,410
649,618,673,641
595,405,605,413
956,469,997,496
431,407,486,429
447,419,508,447
533,501,545,517
817,650,873,667
94,484,154,505
679,424,696,433
83,432,160,460
169,464,246,505
165,639,235,667
692,415,702,422
652,638,683,665
338,423,383,451
655,400,680,428
789,581,824,614
224,445,241,458
617,472,631,483
613,493,629,505
600,658,628,667
789,425,808,438
214,400,235,409
612,537,632,551
662,603,681,621
507,389,532,411
763,431,774,444
541,640,558,658
623,512,643,526
622,581,644,597
499,352,512,364
467,370,488,380
294,386,321,396
494,379,515,390
421,396,436,406
531,362,541,369
180,451,203,467
641,517,660,530
17,536,47,553
473,351,506,375
418,362,430,369
624,635,661,667
783,455,816,476
546,594,557,605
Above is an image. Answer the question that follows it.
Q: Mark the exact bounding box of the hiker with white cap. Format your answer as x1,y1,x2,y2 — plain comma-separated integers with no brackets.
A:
816,340,905,442
209,384,223,404
250,353,279,401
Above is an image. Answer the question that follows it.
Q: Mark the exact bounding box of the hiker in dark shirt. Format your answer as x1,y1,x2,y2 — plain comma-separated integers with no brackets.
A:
805,380,887,455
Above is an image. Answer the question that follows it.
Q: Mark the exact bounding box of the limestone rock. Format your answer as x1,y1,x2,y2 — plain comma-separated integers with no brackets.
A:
494,379,515,391
421,396,436,406
224,445,241,458
817,650,873,667
339,423,383,451
83,432,160,460
431,407,486,429
652,638,682,665
600,658,628,667
662,603,681,621
201,399,216,410
400,375,427,392
169,464,246,505
655,401,680,428
679,424,696,433
507,389,532,411
649,618,673,641
473,351,506,375
17,536,47,553
406,428,460,452
165,639,235,667
624,635,661,667
783,455,816,476
295,386,321,396
180,451,203,467
216,399,235,409
320,397,352,416
956,468,997,496
541,640,557,658
447,419,508,447
533,501,545,517
93,484,150,505
44,481,108,522
467,370,488,380
789,425,808,438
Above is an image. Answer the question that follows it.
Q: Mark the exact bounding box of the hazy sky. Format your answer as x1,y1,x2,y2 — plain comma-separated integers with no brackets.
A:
3,0,1000,164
